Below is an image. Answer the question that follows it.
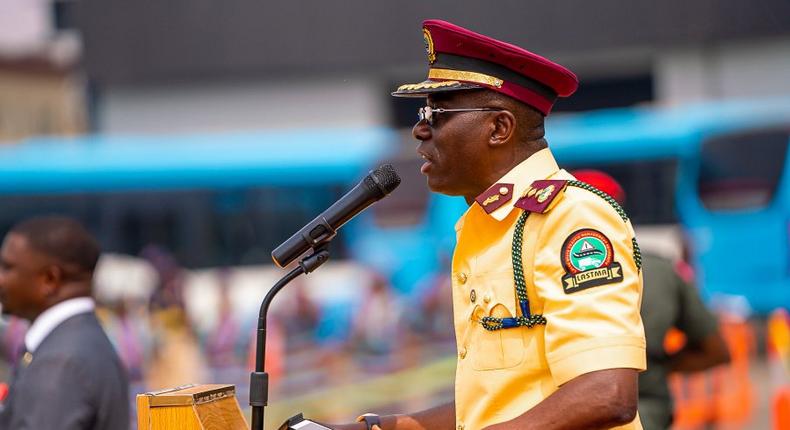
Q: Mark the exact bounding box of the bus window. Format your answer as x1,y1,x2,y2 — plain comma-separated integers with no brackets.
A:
698,128,790,211
565,160,678,225
0,185,350,269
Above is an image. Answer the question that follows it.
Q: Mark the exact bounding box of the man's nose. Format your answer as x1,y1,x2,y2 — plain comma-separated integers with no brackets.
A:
412,120,431,141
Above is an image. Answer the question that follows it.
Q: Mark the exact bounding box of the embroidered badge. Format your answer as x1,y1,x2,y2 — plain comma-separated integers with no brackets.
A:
423,28,436,64
397,80,461,92
560,229,623,293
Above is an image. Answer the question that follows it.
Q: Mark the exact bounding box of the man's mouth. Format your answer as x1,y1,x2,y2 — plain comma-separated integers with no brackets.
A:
419,153,434,174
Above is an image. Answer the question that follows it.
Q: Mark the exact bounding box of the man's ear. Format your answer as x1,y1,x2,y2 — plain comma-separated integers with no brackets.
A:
41,265,64,296
489,110,516,147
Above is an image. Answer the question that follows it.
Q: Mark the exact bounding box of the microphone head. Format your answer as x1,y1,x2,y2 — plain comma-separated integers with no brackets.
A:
366,164,401,196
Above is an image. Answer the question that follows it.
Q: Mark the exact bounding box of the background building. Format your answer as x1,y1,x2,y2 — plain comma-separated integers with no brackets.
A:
66,0,790,133
2,2,789,428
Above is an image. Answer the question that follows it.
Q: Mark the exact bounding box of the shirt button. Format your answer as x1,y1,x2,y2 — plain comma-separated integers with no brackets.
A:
457,272,468,284
469,289,476,303
483,293,491,304
459,347,467,359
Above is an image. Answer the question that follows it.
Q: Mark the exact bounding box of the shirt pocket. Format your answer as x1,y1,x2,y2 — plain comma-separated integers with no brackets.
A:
468,271,526,371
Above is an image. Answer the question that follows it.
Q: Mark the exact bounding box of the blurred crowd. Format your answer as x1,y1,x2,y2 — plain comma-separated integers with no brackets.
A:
0,219,781,429
0,244,457,425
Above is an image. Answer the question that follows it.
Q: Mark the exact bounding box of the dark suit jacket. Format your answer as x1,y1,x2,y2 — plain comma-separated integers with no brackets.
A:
0,312,129,430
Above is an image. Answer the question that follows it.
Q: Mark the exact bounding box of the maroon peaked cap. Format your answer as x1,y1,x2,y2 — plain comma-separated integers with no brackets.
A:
393,19,579,115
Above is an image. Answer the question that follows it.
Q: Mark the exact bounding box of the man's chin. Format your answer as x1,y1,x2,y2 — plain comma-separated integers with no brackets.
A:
427,183,451,195
426,177,458,196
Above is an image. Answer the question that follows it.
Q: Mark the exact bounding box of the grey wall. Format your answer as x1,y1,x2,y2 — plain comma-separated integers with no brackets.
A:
77,0,790,86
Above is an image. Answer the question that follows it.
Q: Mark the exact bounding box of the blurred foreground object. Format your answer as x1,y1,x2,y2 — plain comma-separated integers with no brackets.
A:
136,384,246,430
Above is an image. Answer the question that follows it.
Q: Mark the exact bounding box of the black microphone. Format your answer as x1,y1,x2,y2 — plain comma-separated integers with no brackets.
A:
271,164,401,267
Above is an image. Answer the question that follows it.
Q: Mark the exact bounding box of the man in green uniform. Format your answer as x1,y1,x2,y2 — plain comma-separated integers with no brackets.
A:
638,252,729,429
572,170,730,430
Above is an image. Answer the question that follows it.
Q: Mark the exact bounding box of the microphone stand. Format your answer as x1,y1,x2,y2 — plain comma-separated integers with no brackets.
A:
249,245,331,430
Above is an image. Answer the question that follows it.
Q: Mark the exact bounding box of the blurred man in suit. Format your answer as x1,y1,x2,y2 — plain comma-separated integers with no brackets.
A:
0,216,129,429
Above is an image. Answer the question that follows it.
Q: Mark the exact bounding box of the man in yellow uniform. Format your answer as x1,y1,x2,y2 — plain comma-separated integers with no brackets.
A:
335,20,646,430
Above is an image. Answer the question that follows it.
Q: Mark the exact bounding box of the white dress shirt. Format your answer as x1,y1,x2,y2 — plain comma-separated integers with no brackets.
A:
25,297,96,353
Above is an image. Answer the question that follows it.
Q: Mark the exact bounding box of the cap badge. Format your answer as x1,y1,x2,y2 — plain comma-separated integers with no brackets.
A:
423,28,436,64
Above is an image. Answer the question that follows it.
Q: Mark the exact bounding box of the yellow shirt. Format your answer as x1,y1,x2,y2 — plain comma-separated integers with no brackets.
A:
452,148,646,430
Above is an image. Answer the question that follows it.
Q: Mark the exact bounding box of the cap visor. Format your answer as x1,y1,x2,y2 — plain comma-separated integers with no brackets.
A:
391,79,482,97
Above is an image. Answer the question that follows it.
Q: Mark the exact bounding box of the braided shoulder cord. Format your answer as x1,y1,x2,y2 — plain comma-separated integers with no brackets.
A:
566,180,628,222
481,210,547,331
478,179,645,332
567,180,642,271
632,237,642,271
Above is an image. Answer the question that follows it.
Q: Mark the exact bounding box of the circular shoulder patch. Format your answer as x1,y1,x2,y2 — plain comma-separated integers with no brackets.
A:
561,229,614,274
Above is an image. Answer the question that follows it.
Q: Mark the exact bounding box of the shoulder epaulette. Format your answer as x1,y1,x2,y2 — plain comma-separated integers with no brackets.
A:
566,180,628,222
514,179,568,214
475,182,514,214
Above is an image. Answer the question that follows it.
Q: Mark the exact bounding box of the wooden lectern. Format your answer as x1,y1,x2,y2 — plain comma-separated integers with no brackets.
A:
137,384,248,430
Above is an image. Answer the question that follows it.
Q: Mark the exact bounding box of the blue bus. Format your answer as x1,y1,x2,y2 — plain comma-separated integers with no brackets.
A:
0,128,397,267
4,98,790,314
348,98,790,314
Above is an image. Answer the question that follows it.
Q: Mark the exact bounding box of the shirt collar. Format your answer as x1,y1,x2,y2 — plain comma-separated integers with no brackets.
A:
476,148,560,221
25,297,95,352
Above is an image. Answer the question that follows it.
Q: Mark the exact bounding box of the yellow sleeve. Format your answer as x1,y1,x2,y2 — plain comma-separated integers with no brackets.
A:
532,190,646,386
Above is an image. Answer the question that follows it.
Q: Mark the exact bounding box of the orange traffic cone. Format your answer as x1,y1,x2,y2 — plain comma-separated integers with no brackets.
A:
768,309,790,430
